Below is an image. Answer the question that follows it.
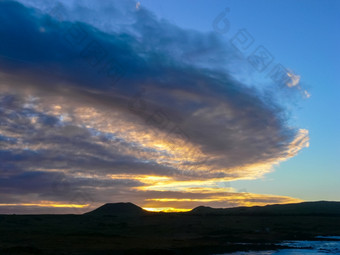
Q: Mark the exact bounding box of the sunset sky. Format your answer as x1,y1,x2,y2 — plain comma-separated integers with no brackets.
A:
0,0,339,213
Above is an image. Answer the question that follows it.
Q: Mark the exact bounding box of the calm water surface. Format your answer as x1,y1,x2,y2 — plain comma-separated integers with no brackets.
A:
215,237,340,255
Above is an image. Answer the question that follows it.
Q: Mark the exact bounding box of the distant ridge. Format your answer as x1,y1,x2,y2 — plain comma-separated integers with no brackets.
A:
84,202,146,216
190,201,340,216
190,205,217,214
84,201,340,216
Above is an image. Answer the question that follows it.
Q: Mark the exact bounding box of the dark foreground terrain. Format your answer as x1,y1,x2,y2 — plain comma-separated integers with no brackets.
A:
1,201,340,255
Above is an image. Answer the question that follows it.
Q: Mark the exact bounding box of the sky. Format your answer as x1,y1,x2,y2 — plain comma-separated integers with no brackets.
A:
0,0,338,213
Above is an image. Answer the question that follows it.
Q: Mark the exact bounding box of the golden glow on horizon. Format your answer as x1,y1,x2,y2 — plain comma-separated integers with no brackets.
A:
142,195,303,212
141,188,303,209
0,201,89,208
143,207,191,212
107,173,303,211
144,195,302,205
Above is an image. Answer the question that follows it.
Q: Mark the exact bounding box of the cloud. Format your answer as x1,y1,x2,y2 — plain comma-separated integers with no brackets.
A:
286,70,301,88
0,0,309,212
284,69,311,99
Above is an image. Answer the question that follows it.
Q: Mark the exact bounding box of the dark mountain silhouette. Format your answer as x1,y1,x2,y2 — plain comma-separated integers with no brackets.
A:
84,202,146,216
84,201,340,216
190,201,340,216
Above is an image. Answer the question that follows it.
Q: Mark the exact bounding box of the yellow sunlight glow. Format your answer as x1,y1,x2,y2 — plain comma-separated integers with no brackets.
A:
0,201,89,208
143,207,191,212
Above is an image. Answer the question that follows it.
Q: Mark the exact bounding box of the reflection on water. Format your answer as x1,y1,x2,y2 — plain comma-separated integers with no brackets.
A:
315,236,340,240
215,237,340,255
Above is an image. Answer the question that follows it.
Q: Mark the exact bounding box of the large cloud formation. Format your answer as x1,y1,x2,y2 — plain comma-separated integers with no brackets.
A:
0,0,308,213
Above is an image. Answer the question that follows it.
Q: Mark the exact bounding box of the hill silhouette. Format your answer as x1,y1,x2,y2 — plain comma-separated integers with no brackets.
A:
190,201,340,216
84,201,340,216
84,202,146,216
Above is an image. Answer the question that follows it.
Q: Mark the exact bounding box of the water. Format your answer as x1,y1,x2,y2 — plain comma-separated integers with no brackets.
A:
215,237,340,255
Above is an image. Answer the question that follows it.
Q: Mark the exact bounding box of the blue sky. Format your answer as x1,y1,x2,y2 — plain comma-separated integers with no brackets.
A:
0,0,338,213
141,0,340,201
